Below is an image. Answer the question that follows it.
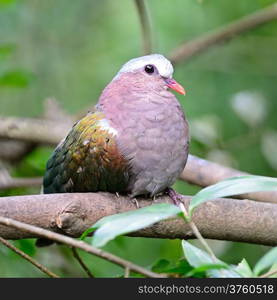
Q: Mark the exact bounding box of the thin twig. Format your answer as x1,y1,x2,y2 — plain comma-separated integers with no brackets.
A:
170,3,277,64
0,216,165,278
260,268,277,278
178,202,217,262
124,267,130,278
178,201,227,277
0,236,59,278
72,247,94,278
134,0,152,54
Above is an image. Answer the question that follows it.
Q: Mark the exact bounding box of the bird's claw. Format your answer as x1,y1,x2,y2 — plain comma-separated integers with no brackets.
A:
166,188,183,206
131,197,140,208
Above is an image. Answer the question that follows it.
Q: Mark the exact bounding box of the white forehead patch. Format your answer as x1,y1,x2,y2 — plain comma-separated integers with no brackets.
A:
116,54,174,79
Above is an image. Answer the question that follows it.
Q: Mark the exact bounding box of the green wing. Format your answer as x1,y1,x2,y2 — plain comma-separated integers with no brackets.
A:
43,112,130,193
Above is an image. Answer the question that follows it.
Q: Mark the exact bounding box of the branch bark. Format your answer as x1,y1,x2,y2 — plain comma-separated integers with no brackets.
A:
0,117,71,145
0,98,72,162
0,139,36,163
0,175,42,190
181,155,277,204
0,192,276,246
170,3,277,64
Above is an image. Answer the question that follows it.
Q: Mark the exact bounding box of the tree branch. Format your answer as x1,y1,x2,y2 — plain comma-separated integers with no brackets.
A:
0,236,59,278
170,3,277,64
71,247,94,278
180,154,277,204
0,98,72,162
0,164,41,191
0,192,276,246
260,268,277,278
0,139,36,163
0,117,71,145
0,175,42,190
0,216,164,278
134,0,153,54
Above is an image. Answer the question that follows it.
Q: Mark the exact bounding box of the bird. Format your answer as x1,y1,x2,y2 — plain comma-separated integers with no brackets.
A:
43,53,189,205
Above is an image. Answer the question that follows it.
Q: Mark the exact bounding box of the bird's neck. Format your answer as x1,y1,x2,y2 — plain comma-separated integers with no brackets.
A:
97,72,177,130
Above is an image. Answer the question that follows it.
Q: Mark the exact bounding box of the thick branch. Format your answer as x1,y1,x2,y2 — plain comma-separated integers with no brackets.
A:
0,139,36,163
170,3,277,64
0,192,276,246
0,98,72,162
0,175,42,190
0,117,71,145
181,155,277,204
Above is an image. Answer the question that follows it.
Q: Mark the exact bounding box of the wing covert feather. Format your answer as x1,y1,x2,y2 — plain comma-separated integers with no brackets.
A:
43,112,130,193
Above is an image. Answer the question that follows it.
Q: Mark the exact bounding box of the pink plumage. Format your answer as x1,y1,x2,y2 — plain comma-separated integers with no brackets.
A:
44,54,189,198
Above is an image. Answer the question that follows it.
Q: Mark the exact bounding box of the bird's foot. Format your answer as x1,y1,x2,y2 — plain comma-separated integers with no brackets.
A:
165,188,183,206
131,197,140,209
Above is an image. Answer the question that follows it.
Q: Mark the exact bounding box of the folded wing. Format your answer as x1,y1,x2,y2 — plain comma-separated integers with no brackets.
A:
43,112,130,194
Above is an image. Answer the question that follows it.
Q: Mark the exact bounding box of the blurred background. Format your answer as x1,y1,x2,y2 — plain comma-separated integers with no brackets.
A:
0,0,276,277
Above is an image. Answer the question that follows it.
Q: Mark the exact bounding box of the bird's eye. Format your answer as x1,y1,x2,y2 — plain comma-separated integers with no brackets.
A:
144,64,155,74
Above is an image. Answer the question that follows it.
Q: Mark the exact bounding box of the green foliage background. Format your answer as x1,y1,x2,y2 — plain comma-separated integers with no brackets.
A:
0,0,276,277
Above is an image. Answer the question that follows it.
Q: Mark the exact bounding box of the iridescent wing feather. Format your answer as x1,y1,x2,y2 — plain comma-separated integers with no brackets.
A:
43,112,130,194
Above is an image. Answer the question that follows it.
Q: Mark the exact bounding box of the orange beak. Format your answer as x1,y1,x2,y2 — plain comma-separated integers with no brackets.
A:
165,78,186,95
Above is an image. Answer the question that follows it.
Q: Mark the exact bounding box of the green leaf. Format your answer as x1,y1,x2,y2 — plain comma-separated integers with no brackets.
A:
151,259,193,276
14,239,36,257
185,263,227,277
0,44,15,59
0,0,16,4
0,70,34,87
86,203,181,247
264,263,277,278
166,259,193,276
24,147,53,174
254,247,277,275
13,147,53,177
151,259,171,273
189,175,277,215
182,241,241,278
234,258,254,277
0,0,17,7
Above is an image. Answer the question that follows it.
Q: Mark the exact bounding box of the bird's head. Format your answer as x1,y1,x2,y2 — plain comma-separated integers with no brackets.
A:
112,54,185,95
